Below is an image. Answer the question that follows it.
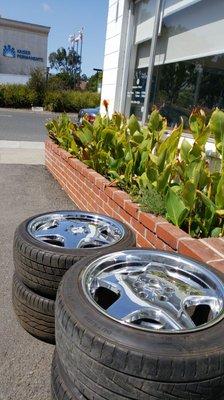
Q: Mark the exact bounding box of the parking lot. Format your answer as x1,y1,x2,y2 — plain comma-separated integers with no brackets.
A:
0,164,75,400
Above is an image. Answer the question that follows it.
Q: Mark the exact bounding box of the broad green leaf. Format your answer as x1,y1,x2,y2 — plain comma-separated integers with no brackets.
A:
146,163,158,184
132,131,144,143
157,164,172,193
157,120,183,163
128,114,141,135
189,143,202,161
189,108,206,140
125,160,133,182
180,139,192,163
211,227,222,237
138,172,150,188
209,108,224,156
216,209,224,217
157,148,167,173
215,175,224,209
165,188,188,226
69,139,79,155
76,127,93,145
196,126,211,147
182,181,196,210
197,190,216,225
148,109,166,133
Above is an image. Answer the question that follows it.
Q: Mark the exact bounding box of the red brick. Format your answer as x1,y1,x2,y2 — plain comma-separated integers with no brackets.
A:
113,190,131,207
136,233,154,248
201,238,224,258
101,203,114,217
138,212,159,232
154,237,167,250
98,191,109,204
178,239,221,263
145,230,157,247
94,176,109,191
108,198,120,213
104,186,119,200
124,201,139,217
118,208,132,224
130,218,146,237
209,259,224,273
156,223,189,250
58,148,71,161
68,157,79,170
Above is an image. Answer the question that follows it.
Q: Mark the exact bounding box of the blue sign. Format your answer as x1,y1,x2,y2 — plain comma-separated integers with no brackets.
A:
2,44,43,62
3,44,16,58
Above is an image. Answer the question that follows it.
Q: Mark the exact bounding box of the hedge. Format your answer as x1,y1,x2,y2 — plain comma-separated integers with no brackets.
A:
44,91,100,112
0,84,100,112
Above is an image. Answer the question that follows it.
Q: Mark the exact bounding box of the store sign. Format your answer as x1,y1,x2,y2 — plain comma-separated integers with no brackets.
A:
2,44,43,62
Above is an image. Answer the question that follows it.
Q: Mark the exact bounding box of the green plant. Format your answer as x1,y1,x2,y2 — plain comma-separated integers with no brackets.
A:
27,68,47,105
46,108,224,238
44,91,100,112
0,84,38,108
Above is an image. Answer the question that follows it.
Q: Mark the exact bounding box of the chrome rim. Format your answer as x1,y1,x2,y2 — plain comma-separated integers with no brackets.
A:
28,212,124,249
83,250,224,333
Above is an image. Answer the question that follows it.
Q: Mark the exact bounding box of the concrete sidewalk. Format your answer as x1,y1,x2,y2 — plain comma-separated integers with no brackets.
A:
0,164,75,400
0,141,45,164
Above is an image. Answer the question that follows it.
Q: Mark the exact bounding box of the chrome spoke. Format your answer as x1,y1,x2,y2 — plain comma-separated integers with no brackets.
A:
83,249,224,333
28,211,124,249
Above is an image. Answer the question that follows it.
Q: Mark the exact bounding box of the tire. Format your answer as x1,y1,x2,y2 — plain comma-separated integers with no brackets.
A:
55,250,224,400
13,211,135,298
51,350,86,400
12,273,55,344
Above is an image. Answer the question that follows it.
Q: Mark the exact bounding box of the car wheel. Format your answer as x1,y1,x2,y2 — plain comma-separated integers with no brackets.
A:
55,249,224,400
51,350,85,400
13,210,135,298
12,273,55,344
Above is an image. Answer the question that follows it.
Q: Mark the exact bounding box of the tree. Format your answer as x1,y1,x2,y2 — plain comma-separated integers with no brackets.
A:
27,67,46,105
49,47,81,75
87,71,103,92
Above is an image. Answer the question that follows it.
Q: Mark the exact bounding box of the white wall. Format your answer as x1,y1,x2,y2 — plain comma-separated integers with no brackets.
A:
100,0,129,115
0,73,29,84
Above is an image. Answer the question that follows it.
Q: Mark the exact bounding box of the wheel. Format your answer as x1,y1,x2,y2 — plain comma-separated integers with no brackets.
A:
12,273,55,344
51,350,86,400
55,249,224,400
13,210,135,298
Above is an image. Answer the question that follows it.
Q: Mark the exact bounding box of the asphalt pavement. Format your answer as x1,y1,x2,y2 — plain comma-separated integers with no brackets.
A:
0,108,77,142
0,164,75,400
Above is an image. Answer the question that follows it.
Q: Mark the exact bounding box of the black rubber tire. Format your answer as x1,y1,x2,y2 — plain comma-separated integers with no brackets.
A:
51,350,86,400
55,250,224,400
13,211,136,298
12,273,55,344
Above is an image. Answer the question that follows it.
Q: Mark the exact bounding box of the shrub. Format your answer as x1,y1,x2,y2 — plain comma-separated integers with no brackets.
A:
46,109,224,239
27,68,46,105
0,84,37,108
44,91,100,112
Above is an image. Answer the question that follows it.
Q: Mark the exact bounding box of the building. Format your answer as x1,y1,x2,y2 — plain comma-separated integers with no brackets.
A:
101,0,224,125
0,17,50,84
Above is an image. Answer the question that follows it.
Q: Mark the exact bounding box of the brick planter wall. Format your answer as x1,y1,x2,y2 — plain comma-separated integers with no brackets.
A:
45,139,224,272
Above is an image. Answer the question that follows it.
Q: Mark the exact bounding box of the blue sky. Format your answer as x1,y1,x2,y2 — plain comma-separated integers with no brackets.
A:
0,0,108,76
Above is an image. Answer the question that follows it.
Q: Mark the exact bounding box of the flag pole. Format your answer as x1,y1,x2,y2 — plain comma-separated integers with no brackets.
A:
79,28,83,79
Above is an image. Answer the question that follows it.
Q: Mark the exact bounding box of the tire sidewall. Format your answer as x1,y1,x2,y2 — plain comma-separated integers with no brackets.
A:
58,250,224,365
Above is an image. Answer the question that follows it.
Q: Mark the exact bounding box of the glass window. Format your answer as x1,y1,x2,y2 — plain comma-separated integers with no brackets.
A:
153,54,224,127
135,0,156,44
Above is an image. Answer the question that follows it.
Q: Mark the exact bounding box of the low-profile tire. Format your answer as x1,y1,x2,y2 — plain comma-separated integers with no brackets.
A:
55,249,224,400
12,273,55,344
51,350,86,400
13,211,135,298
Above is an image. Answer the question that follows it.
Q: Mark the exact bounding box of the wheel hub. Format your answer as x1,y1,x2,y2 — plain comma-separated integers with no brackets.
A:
83,250,224,333
28,211,125,249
